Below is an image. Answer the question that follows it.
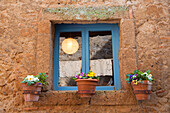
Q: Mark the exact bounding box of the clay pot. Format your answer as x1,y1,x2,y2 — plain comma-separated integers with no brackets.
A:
22,82,42,102
131,80,152,100
75,79,98,98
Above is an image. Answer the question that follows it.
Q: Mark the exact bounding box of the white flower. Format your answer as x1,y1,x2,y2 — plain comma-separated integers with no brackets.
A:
34,77,39,81
141,72,148,76
108,8,112,11
25,75,39,82
80,10,85,15
147,74,152,80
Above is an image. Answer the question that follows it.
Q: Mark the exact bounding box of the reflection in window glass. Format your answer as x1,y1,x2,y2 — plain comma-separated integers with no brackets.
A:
59,32,82,86
89,31,114,86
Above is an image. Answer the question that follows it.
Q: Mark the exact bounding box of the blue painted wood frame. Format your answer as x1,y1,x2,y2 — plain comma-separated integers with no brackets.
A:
53,23,121,91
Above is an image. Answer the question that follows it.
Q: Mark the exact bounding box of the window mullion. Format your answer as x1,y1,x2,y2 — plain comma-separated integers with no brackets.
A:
82,30,86,73
85,29,89,73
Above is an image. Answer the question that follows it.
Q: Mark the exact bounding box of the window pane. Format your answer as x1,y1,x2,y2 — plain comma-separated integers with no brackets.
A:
59,32,82,86
89,31,114,86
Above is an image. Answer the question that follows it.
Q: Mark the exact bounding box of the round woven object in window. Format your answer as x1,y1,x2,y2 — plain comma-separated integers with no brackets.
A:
62,38,79,54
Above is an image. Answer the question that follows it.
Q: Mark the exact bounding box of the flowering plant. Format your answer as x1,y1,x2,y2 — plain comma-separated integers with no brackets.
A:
73,71,99,80
36,72,48,86
21,75,39,86
21,73,48,86
125,70,154,85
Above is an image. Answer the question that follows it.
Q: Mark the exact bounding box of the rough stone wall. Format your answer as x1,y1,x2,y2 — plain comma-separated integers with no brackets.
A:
129,0,170,112
0,0,169,113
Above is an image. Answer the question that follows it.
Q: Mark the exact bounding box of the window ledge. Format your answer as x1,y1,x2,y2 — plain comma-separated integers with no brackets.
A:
32,90,137,106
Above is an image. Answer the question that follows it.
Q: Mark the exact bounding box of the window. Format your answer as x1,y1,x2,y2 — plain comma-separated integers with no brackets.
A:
53,23,121,90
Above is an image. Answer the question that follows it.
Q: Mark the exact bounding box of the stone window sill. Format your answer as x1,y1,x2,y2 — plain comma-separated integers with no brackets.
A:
30,90,136,106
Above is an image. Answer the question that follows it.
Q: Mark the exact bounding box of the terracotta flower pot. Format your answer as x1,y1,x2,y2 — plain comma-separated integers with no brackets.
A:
22,82,42,102
131,80,152,100
75,79,98,98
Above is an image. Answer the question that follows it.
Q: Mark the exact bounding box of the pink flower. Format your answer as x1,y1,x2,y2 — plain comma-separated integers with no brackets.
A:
78,74,83,79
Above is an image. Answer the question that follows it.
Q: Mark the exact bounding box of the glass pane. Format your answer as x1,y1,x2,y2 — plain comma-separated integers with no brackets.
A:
59,32,82,86
89,31,114,86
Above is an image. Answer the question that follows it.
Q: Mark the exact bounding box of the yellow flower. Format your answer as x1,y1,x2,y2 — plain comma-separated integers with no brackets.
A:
90,72,94,74
88,73,93,77
88,71,97,77
132,80,138,85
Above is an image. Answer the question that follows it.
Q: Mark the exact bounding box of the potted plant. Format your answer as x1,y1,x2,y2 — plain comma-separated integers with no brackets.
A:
125,70,154,100
73,71,99,98
21,73,48,101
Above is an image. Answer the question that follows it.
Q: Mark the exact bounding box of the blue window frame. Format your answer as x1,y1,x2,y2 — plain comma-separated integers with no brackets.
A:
53,23,121,90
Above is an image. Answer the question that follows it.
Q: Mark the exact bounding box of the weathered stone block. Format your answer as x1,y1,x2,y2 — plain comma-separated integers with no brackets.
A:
122,58,137,75
115,90,137,105
134,7,147,20
33,91,90,106
91,91,116,105
121,48,136,59
38,21,51,34
115,106,139,113
146,5,164,18
36,34,50,73
120,19,136,48
20,28,37,37
0,77,6,87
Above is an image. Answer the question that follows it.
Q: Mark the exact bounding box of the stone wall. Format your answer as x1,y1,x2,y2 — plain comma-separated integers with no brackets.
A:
130,0,170,112
0,0,169,113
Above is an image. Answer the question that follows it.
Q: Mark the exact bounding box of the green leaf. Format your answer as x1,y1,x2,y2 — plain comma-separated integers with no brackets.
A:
134,69,138,74
25,79,29,82
125,78,129,81
138,71,143,74
72,78,77,80
87,71,92,74
146,70,151,74
27,81,31,86
21,81,25,83
126,74,131,77
31,82,35,84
